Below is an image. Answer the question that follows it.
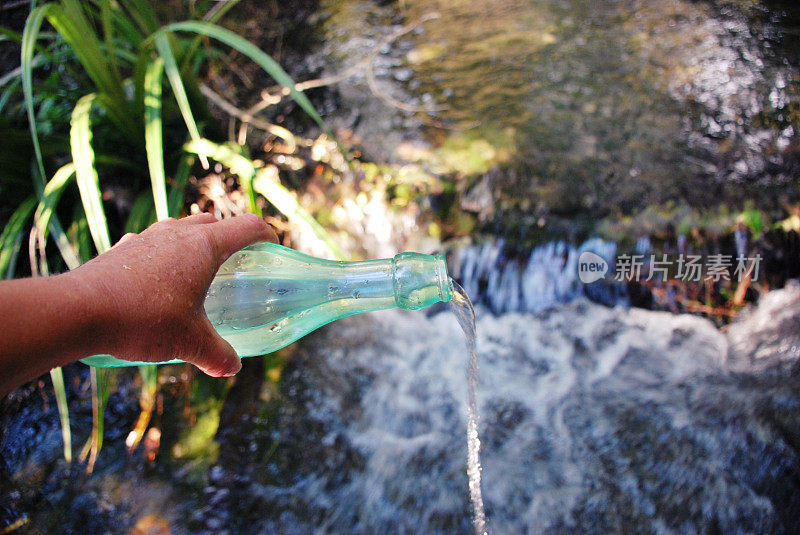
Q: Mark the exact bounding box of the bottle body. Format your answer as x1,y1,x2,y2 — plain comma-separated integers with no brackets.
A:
205,249,400,358
81,243,453,367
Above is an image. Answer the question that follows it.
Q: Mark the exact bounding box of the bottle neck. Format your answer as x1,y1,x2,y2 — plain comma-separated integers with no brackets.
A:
330,258,396,303
391,252,453,310
322,252,452,311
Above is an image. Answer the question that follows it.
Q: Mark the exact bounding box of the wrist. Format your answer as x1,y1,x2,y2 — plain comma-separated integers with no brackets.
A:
56,269,116,364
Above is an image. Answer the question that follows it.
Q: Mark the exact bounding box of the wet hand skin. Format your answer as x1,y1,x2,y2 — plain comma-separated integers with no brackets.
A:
75,213,278,377
0,213,277,395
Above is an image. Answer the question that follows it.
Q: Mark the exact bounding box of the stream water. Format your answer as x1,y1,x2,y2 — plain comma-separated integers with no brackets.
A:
319,0,799,222
3,282,800,533
3,0,800,533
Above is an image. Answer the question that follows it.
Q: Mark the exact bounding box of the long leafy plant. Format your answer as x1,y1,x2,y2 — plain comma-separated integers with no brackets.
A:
0,0,342,471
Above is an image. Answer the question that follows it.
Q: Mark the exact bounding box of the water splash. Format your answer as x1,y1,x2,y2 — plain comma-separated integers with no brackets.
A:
449,279,487,534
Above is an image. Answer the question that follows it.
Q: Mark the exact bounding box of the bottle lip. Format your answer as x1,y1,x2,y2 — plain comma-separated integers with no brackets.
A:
434,253,453,302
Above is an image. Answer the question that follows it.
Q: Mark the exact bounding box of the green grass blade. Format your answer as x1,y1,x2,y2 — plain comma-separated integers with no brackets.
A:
139,363,158,393
185,139,346,259
34,165,78,465
128,363,159,453
0,25,24,43
22,4,53,189
71,92,112,470
180,0,242,71
132,47,150,119
161,22,334,138
0,196,74,464
4,231,24,280
125,191,156,233
100,0,121,84
48,217,82,271
23,6,93,272
144,57,169,221
31,163,78,273
0,54,42,88
96,368,111,452
252,168,346,260
49,368,72,463
56,0,124,93
95,0,145,47
6,21,86,85
69,205,93,263
81,366,112,472
185,139,258,214
168,154,194,218
70,93,111,254
47,2,137,143
153,32,207,168
36,163,77,234
0,196,37,277
128,52,165,453
127,0,161,35
203,0,242,23
0,78,21,114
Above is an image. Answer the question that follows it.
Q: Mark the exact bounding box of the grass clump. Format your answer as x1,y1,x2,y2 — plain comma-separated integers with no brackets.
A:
0,0,341,471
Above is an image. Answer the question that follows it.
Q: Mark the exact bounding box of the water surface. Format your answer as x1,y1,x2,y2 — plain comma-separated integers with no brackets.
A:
320,0,800,220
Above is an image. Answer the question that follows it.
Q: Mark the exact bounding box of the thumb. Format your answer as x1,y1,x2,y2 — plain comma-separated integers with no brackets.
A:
208,213,278,264
186,318,242,378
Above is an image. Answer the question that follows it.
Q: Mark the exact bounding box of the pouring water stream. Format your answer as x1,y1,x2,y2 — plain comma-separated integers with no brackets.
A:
449,279,487,534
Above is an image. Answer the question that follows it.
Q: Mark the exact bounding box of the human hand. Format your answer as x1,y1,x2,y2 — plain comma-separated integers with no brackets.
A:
70,213,277,377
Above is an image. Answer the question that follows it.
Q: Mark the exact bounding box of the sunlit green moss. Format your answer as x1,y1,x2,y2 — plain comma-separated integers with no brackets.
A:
171,372,231,462
172,405,221,461
407,42,447,64
595,201,786,244
430,127,515,177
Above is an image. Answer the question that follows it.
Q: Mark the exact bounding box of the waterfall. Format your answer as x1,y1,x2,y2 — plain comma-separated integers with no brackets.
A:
451,238,626,314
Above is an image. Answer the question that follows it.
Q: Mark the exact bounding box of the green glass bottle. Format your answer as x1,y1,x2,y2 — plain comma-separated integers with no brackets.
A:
80,242,454,367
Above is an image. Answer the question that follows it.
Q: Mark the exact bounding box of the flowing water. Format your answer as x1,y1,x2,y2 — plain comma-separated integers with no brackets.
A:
4,281,800,533
451,238,624,314
319,0,800,220
4,1,800,533
449,279,487,534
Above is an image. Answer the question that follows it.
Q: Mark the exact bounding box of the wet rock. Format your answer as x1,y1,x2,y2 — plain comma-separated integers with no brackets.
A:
393,67,414,82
